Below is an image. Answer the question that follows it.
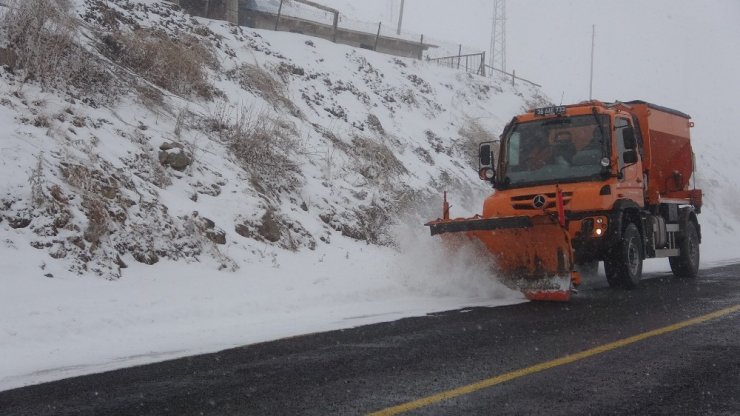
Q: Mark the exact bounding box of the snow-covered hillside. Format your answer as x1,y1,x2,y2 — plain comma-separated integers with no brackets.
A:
0,0,542,390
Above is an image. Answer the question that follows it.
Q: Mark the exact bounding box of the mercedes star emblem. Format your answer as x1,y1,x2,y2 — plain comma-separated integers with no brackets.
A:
532,195,546,209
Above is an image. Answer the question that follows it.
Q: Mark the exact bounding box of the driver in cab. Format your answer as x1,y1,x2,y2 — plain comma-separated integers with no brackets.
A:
524,131,575,169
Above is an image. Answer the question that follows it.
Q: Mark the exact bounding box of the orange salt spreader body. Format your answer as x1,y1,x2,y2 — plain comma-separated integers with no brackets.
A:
426,101,703,301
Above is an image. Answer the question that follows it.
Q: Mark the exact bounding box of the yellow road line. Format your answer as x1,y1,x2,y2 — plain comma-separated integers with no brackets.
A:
368,304,740,416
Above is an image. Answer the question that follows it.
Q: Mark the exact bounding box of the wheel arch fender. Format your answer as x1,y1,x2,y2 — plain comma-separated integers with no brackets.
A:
607,199,645,258
678,207,701,244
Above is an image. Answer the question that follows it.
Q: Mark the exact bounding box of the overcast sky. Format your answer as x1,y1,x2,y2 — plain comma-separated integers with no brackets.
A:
321,0,740,141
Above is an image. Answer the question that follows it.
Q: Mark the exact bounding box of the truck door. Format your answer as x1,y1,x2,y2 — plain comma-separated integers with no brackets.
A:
615,117,644,205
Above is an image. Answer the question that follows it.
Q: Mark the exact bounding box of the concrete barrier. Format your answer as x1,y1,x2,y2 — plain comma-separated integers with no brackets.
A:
169,0,432,60
240,8,431,60
175,0,238,25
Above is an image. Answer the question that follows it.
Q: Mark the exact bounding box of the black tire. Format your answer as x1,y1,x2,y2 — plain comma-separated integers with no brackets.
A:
669,221,700,278
604,223,643,289
576,261,599,278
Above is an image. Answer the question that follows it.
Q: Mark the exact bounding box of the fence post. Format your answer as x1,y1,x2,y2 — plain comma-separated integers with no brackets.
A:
481,51,486,76
418,34,424,60
457,44,462,69
374,22,382,51
331,11,339,42
274,0,284,31
512,69,516,86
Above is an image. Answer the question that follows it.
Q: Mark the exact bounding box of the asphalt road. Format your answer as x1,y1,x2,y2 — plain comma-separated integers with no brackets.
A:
1,263,739,416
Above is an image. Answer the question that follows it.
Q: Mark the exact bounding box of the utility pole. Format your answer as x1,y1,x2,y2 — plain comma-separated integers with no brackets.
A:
489,0,506,72
396,0,405,35
589,24,595,100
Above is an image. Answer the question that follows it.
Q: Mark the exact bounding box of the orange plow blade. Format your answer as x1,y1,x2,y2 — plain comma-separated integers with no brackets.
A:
426,215,575,301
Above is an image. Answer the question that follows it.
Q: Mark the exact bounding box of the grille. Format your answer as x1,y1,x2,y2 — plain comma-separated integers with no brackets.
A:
511,192,573,210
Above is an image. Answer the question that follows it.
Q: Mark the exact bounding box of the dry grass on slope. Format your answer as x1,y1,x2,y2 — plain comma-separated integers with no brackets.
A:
1,0,112,97
101,28,219,100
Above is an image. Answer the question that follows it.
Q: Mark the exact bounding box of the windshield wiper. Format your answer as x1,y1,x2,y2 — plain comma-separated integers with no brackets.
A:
591,107,606,153
591,107,611,178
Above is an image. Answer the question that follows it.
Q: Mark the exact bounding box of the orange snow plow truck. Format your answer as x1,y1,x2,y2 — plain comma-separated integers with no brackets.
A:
426,100,702,301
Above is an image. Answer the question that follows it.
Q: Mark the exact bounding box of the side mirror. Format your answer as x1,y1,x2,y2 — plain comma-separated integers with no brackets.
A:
623,126,636,150
479,143,493,167
478,142,496,184
623,149,638,164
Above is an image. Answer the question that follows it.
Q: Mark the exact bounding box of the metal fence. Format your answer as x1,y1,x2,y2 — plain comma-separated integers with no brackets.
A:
485,65,541,87
176,1,542,88
427,49,541,88
428,52,487,77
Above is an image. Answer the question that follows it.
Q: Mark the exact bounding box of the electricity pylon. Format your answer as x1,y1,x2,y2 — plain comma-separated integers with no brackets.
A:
488,0,506,72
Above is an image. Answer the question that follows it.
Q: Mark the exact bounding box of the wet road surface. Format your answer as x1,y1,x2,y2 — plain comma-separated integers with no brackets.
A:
1,263,739,415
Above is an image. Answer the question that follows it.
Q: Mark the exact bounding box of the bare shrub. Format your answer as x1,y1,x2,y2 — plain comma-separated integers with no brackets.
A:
342,186,425,246
134,83,165,108
1,0,74,78
342,201,393,245
102,29,218,99
205,101,232,139
350,136,407,184
28,153,46,207
224,106,303,196
458,118,499,169
82,196,109,245
227,64,301,117
1,0,111,95
333,136,415,245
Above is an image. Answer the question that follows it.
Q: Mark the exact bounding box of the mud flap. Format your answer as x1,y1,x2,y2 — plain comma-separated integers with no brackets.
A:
426,215,574,301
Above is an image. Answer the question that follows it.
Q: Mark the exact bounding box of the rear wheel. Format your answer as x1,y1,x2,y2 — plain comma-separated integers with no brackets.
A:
604,223,643,289
669,221,700,278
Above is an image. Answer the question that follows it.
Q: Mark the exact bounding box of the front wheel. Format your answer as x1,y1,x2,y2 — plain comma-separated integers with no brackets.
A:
604,223,643,289
669,221,700,278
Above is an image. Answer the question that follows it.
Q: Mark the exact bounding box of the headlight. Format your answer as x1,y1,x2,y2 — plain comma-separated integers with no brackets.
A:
478,167,495,181
592,216,608,238
600,157,611,167
582,216,608,238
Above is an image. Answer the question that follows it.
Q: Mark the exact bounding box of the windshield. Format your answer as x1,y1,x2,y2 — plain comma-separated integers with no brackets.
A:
498,115,611,188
